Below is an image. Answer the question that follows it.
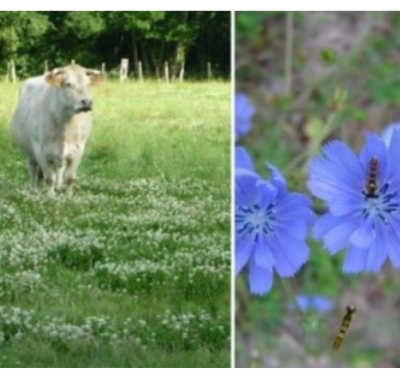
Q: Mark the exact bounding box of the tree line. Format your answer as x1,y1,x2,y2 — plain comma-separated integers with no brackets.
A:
0,11,231,79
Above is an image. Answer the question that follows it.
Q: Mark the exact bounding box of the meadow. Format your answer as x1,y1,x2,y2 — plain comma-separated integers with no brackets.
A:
0,80,230,367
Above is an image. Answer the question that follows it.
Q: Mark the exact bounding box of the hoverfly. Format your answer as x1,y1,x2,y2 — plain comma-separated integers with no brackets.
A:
364,156,379,199
332,305,356,350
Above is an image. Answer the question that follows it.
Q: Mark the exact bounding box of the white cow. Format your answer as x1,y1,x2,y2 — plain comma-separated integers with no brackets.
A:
11,64,102,196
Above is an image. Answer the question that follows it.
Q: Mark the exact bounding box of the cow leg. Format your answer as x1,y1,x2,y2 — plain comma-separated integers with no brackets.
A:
40,160,57,197
38,167,44,187
55,165,65,191
45,173,56,196
64,152,83,197
27,159,40,190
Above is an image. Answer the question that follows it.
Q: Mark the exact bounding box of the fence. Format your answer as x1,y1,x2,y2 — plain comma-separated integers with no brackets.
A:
3,58,217,83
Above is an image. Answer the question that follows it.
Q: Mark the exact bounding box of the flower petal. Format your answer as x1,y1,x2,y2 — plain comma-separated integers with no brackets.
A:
275,220,308,241
388,126,400,155
308,156,361,202
294,295,334,314
235,146,255,171
235,236,253,275
322,140,364,183
270,235,309,277
377,216,400,269
256,180,278,209
343,240,387,274
329,197,363,216
275,193,314,223
235,93,255,141
348,215,375,248
387,127,400,182
382,121,400,146
364,238,387,272
248,257,273,295
235,182,248,207
266,164,287,196
235,169,259,205
314,214,358,254
312,295,334,313
295,294,310,312
254,234,275,269
343,245,367,274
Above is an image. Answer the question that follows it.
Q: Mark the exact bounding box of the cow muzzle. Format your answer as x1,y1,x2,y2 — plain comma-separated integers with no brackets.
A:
76,98,93,113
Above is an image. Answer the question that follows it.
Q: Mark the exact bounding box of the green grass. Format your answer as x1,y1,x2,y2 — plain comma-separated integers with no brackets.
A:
0,80,230,368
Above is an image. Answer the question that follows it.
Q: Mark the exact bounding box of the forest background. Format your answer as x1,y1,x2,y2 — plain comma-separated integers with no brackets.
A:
0,11,230,79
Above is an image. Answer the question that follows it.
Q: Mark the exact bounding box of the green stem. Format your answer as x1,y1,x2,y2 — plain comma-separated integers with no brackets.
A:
284,11,294,97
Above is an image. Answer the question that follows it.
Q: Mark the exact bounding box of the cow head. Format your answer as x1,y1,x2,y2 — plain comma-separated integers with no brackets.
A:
45,64,103,114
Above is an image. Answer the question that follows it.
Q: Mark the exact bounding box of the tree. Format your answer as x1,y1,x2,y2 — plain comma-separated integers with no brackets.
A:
104,11,166,74
0,11,50,76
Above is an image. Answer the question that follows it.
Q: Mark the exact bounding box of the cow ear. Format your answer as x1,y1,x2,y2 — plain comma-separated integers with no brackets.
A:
86,70,103,85
45,69,65,87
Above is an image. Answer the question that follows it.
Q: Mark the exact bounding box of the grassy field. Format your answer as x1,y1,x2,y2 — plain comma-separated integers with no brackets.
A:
0,80,230,367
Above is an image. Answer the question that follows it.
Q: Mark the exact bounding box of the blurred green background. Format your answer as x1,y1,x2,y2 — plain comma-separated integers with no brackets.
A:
235,11,400,368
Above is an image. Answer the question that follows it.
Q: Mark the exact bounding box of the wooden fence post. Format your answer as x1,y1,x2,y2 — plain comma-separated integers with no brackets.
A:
164,61,169,83
120,58,129,82
44,60,49,73
138,61,143,82
5,62,9,83
207,62,213,80
10,60,17,83
101,62,107,81
179,61,185,82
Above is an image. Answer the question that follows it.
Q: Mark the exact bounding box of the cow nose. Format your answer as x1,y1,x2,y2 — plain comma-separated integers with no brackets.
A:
81,98,93,109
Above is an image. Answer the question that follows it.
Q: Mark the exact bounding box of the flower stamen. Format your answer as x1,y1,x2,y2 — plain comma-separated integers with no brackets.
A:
236,204,276,238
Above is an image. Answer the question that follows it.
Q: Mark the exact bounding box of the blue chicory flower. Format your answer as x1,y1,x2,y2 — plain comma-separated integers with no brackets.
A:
294,294,334,314
235,165,314,295
235,92,255,141
308,130,400,273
